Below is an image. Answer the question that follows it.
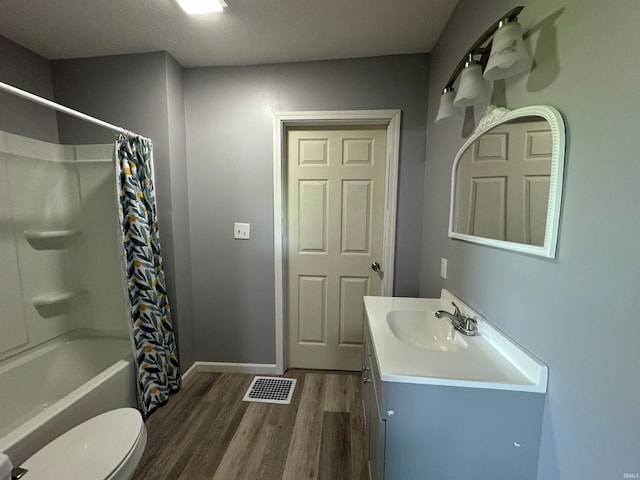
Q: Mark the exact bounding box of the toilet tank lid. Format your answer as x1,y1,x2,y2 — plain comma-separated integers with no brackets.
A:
21,408,144,478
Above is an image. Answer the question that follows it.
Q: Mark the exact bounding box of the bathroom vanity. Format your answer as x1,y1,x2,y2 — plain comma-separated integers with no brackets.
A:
362,290,548,479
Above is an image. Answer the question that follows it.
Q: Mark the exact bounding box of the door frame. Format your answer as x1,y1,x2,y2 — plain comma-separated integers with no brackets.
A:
273,109,401,374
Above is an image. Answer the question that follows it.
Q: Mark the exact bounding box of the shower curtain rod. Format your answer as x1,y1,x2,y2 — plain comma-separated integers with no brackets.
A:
0,81,150,141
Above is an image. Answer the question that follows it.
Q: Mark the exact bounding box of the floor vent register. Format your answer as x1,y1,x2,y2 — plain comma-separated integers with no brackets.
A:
242,376,297,404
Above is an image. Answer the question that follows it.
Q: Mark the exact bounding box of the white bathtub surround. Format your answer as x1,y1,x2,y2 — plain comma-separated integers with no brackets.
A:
364,289,548,392
0,130,129,363
0,130,137,466
0,332,136,465
0,131,80,358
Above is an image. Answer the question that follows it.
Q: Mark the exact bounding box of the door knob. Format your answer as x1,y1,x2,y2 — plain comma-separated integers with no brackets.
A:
371,262,381,272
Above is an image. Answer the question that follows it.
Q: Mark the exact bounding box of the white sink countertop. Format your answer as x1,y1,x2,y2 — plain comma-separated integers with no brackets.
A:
364,290,548,393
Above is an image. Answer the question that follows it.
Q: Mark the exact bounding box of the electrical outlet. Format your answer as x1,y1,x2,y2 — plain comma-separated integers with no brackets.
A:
440,258,447,279
234,223,250,240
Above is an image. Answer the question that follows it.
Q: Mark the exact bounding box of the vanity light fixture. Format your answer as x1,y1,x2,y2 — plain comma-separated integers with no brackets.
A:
435,87,460,123
484,17,530,80
453,54,487,108
435,6,530,124
176,0,227,15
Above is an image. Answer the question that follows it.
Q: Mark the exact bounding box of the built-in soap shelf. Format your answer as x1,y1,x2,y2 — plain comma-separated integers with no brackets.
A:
32,289,84,307
24,229,81,249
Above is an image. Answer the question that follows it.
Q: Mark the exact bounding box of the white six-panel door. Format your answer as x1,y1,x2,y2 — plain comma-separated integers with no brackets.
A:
287,126,386,370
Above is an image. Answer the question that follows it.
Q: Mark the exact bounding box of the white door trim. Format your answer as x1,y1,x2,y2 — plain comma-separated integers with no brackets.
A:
273,109,401,375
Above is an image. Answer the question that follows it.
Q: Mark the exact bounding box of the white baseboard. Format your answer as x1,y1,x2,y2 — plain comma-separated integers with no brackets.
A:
181,362,199,381
189,361,279,376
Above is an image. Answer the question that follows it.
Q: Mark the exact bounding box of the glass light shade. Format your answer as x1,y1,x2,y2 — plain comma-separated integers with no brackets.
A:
435,89,459,124
453,63,486,107
176,0,226,14
483,21,530,80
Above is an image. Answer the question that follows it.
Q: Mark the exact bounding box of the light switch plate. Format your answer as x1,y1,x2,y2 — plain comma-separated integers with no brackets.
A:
440,258,447,279
234,223,250,240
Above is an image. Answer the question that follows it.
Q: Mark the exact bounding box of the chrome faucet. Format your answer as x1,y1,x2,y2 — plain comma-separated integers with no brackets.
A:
435,302,478,336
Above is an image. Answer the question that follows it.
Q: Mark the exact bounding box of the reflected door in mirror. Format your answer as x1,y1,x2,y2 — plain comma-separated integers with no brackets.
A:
455,118,551,246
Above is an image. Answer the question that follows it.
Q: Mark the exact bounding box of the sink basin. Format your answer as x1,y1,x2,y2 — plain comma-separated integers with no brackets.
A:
386,310,468,352
364,293,549,391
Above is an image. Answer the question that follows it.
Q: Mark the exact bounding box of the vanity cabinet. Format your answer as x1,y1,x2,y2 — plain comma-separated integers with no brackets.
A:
362,324,386,479
362,321,546,480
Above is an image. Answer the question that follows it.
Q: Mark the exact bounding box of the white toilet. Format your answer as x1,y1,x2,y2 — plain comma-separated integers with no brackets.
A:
1,408,147,480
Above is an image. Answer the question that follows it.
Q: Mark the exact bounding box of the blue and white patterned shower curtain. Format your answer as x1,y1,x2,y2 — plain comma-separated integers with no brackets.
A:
114,134,180,416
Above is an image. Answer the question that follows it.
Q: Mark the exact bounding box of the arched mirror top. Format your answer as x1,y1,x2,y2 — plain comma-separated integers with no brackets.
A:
448,105,566,258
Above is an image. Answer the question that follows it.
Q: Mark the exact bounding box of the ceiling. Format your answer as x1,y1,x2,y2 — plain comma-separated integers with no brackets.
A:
0,0,458,68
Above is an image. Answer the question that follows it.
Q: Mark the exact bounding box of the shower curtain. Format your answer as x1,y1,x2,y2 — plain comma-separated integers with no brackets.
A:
115,134,180,416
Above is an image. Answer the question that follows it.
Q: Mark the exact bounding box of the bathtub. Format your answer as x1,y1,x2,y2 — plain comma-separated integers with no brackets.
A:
0,332,137,465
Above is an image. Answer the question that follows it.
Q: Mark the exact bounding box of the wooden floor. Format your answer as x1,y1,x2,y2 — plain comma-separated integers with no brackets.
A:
133,370,367,480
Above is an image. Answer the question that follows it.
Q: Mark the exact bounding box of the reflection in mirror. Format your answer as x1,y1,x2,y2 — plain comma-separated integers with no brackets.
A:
449,106,565,258
455,116,550,245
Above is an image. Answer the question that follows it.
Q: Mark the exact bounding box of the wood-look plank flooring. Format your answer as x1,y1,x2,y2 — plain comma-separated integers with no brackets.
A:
134,370,366,480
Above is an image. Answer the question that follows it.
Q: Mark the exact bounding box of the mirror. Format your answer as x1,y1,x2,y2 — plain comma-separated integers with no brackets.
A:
449,105,565,258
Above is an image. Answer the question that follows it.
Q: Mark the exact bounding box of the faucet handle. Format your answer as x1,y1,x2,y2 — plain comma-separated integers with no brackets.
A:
462,316,478,336
451,302,461,318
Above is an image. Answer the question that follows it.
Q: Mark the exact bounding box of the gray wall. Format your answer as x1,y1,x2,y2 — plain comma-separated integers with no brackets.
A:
421,1,640,479
165,54,195,369
0,35,58,142
51,52,195,370
185,55,429,363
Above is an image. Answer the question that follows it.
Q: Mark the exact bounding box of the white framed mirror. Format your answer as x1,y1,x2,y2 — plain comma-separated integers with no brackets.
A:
448,105,566,258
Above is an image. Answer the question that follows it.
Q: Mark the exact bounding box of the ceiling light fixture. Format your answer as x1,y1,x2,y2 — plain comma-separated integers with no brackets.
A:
435,6,530,124
176,0,227,15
